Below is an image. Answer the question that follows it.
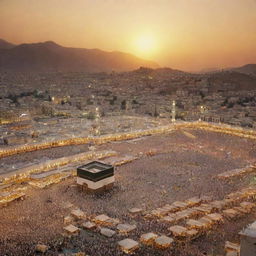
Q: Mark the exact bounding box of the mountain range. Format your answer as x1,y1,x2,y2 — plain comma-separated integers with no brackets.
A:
0,39,158,72
0,39,256,75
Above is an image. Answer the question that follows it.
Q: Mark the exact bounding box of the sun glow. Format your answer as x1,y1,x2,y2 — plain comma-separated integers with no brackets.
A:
133,33,157,58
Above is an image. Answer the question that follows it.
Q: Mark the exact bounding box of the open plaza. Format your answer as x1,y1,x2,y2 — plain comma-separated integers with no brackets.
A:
0,118,255,256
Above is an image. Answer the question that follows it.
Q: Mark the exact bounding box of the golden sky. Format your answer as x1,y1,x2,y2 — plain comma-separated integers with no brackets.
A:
1,0,256,71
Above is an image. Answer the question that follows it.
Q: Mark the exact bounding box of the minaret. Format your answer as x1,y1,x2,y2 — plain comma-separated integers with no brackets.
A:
199,105,204,121
94,106,100,136
171,100,176,122
91,94,100,136
125,100,129,113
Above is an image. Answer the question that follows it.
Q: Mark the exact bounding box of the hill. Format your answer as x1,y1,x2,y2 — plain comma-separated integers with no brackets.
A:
0,39,16,49
207,71,256,92
230,64,256,76
0,40,159,72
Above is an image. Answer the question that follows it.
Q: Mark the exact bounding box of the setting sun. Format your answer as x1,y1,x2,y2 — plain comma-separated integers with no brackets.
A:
133,33,157,58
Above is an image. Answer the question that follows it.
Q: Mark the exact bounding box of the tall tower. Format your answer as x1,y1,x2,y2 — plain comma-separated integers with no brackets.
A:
199,105,204,121
171,100,176,122
94,106,100,136
125,100,129,113
91,94,100,136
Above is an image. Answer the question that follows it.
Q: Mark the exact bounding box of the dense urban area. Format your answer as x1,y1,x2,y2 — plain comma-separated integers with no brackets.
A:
1,67,256,139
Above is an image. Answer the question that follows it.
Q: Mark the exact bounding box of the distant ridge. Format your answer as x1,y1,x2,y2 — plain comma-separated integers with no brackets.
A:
0,39,16,49
207,70,256,91
230,64,256,76
0,39,159,72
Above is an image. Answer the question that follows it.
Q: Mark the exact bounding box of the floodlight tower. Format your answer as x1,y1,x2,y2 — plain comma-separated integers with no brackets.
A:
171,100,176,122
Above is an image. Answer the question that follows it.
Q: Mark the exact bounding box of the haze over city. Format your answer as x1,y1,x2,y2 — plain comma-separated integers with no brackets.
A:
1,0,256,71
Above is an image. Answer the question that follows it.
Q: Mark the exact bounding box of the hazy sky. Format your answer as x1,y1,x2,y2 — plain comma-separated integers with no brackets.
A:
1,0,256,71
